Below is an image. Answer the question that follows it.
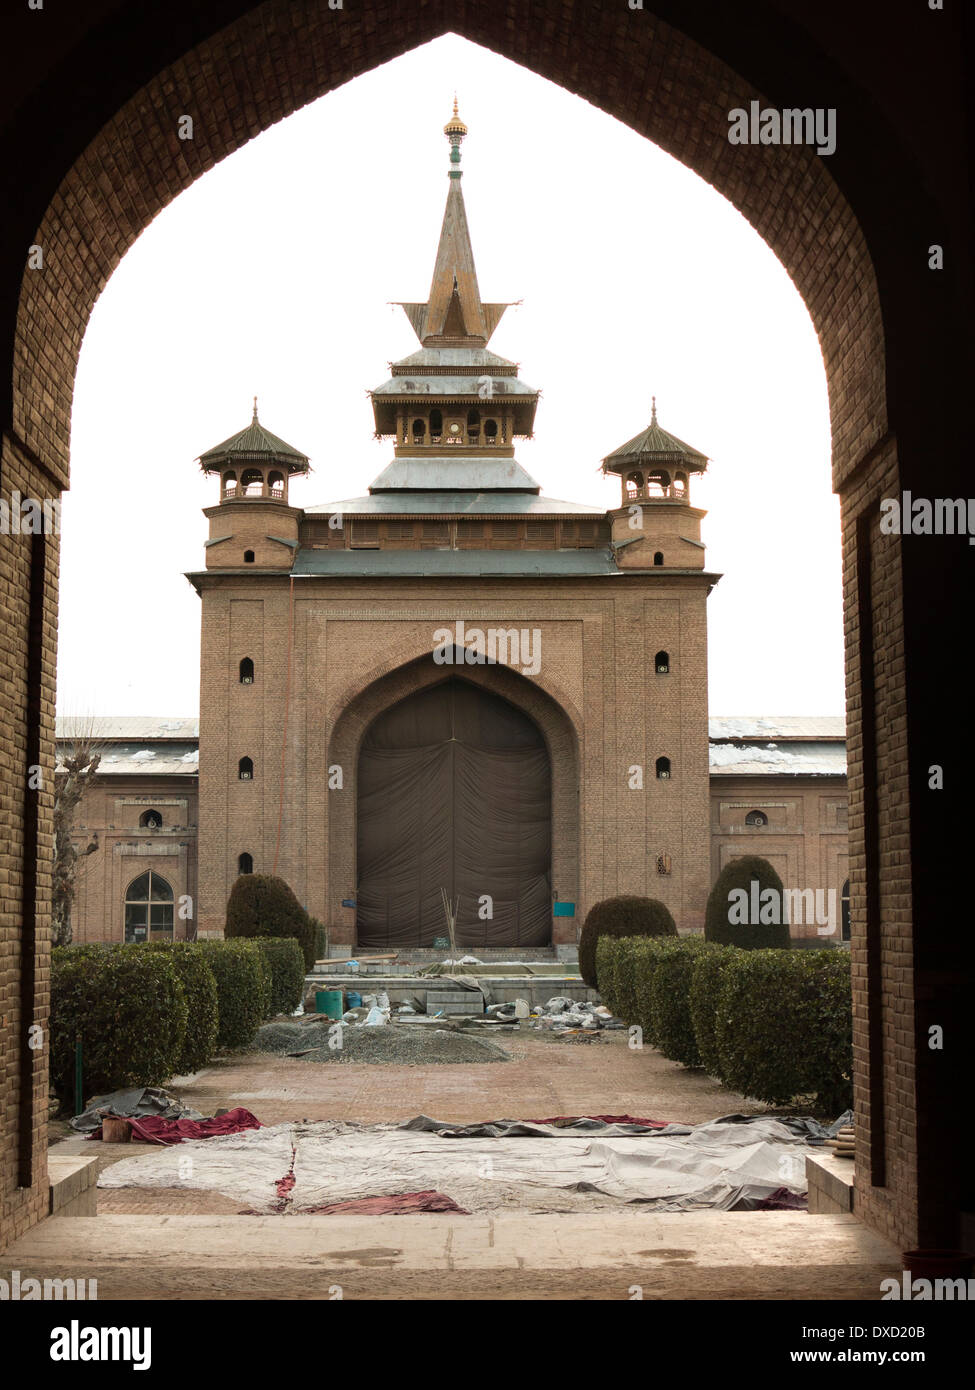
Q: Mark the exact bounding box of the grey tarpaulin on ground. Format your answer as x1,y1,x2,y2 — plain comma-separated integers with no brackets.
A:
96,1113,852,1213
69,1086,203,1133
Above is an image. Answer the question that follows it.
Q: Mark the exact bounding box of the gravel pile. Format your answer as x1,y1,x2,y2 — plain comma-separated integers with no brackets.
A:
254,1020,510,1065
254,1020,336,1055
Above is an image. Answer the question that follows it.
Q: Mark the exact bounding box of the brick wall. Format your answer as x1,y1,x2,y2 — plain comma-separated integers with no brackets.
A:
195,572,714,944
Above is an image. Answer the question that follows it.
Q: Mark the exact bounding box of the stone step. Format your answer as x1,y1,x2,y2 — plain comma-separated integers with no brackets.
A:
0,1212,900,1301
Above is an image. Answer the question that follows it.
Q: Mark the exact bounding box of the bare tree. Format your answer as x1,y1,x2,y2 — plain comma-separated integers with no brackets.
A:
53,717,102,946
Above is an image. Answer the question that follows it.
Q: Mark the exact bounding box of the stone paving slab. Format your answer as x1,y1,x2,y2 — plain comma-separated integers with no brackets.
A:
1,1212,900,1300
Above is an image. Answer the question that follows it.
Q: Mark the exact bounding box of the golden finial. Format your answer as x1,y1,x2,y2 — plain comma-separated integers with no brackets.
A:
252,395,259,422
444,95,467,140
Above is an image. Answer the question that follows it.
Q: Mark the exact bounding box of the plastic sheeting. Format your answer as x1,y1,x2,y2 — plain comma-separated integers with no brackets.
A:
356,679,552,948
98,1114,831,1214
69,1086,203,1133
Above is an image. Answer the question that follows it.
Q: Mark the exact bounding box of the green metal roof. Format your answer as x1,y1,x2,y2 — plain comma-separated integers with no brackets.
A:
292,548,620,577
198,404,310,472
304,490,605,517
603,401,708,471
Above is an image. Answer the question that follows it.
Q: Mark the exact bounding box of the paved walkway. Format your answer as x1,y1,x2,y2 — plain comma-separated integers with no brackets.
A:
143,1028,771,1127
3,1211,898,1300
21,1032,899,1299
50,1029,773,1212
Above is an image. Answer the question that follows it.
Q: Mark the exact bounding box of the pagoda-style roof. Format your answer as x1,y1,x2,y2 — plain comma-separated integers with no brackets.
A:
371,372,538,400
367,457,539,492
198,401,310,474
603,399,708,473
389,347,519,375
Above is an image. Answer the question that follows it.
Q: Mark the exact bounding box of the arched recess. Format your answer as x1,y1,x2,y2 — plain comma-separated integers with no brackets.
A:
356,678,552,950
327,653,581,947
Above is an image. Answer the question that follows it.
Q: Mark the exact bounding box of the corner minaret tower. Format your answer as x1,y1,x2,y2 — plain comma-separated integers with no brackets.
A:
602,397,710,569
196,399,310,570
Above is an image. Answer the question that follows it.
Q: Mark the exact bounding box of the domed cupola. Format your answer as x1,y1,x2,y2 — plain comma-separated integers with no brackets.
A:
601,398,710,570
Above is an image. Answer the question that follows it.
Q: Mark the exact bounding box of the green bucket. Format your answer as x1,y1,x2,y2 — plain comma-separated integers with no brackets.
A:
315,989,344,1020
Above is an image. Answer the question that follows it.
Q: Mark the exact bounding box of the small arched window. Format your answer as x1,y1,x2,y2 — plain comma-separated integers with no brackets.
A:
646,470,670,495
124,870,174,944
412,418,426,442
240,468,264,497
745,809,768,827
655,756,671,780
239,657,254,684
238,756,254,780
139,809,162,829
655,650,670,674
841,878,851,941
429,409,443,439
243,550,255,564
222,471,237,498
484,418,498,443
653,551,664,567
674,472,687,495
625,472,642,500
466,409,481,441
238,852,253,875
268,470,285,497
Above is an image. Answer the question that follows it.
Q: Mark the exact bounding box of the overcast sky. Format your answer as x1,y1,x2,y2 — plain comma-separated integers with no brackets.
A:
57,34,843,721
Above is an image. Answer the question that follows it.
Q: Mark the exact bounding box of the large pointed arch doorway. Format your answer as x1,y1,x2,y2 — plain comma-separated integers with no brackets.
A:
356,678,551,949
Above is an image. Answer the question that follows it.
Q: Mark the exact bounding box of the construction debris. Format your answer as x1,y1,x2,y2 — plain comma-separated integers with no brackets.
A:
253,1019,510,1066
532,997,621,1031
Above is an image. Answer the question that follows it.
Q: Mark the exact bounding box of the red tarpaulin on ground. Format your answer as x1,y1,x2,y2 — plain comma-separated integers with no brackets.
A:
292,1190,469,1216
90,1107,261,1145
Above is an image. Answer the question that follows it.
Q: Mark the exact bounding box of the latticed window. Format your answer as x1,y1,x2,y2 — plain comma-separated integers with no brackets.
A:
124,871,174,944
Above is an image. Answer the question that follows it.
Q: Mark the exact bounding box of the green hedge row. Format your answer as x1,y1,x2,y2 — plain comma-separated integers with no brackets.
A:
50,944,188,1105
52,936,301,1107
253,936,305,1016
597,935,852,1112
196,939,271,1050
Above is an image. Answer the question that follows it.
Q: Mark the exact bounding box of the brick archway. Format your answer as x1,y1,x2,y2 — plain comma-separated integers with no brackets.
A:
1,1,967,1254
326,653,581,948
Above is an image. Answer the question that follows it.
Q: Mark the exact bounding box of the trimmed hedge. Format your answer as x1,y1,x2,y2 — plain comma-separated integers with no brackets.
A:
253,937,306,1017
611,937,662,1038
648,937,717,1066
688,946,731,1076
595,936,622,1018
705,855,790,950
140,942,219,1073
598,934,852,1113
712,948,853,1111
196,940,269,1050
225,874,316,971
579,895,678,988
51,944,188,1106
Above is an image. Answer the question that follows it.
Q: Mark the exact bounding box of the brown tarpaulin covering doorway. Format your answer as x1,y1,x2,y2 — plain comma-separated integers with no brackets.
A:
356,678,552,948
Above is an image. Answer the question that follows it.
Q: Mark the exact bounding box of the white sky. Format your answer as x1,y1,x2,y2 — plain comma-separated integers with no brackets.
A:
57,34,843,721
